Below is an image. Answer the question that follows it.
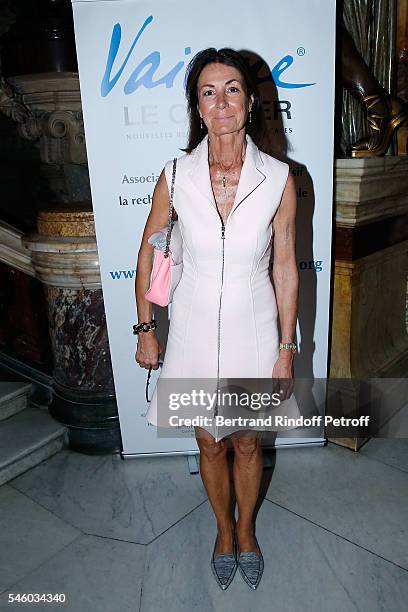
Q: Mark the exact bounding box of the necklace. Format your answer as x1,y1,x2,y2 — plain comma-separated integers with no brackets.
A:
211,142,247,189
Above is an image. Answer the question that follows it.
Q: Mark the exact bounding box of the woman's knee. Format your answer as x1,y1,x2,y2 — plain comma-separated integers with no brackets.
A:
196,432,227,461
231,432,261,456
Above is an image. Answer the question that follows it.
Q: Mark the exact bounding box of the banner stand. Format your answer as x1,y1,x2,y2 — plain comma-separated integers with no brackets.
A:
72,0,336,457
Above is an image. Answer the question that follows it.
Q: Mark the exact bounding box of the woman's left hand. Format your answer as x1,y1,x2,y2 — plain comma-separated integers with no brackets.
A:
272,353,294,401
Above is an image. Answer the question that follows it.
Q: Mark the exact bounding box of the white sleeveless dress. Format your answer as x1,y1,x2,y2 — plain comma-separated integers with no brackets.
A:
145,134,301,441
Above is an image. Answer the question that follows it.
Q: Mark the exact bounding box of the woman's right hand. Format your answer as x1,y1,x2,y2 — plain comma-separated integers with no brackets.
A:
135,332,162,370
134,168,170,371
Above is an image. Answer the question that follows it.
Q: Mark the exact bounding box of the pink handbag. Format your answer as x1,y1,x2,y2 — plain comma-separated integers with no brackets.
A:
145,158,182,307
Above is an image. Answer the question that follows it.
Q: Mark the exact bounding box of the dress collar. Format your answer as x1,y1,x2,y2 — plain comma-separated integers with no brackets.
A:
187,133,266,217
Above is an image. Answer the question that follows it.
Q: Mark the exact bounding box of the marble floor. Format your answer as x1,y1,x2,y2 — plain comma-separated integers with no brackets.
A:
0,438,407,612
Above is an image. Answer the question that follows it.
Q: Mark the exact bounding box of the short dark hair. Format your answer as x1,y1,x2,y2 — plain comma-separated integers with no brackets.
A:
183,47,267,153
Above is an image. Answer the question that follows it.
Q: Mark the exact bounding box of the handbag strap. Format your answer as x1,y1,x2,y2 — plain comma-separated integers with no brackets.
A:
164,158,177,259
145,366,152,402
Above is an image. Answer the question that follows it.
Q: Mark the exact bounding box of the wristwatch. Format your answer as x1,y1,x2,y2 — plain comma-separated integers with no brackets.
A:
279,341,297,354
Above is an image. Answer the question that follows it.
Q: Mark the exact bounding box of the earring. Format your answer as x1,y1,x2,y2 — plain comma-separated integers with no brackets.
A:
249,110,252,125
200,117,204,130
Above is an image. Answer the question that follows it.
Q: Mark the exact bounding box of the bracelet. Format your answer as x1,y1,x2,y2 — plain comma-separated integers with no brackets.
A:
133,320,157,335
279,341,297,354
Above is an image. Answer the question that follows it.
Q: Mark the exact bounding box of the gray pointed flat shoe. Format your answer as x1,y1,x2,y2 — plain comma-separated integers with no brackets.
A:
237,534,264,590
210,532,238,590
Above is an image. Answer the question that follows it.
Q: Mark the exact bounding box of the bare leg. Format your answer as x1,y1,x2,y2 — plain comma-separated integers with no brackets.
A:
231,430,263,552
195,427,234,554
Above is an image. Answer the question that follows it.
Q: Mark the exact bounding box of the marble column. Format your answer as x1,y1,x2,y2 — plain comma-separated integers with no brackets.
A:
329,156,408,450
23,207,120,453
0,4,120,453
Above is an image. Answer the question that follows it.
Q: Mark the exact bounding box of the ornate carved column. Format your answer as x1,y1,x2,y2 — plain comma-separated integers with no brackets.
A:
2,72,89,200
22,208,119,453
0,74,120,452
0,1,120,453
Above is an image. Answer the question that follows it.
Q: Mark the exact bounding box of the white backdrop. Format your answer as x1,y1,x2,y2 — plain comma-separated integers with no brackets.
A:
71,0,337,456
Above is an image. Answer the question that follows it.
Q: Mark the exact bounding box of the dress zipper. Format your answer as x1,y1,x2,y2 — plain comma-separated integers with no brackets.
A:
214,208,226,426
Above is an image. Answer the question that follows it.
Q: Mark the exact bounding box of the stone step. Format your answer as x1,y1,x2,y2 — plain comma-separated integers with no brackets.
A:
0,406,66,486
0,382,32,421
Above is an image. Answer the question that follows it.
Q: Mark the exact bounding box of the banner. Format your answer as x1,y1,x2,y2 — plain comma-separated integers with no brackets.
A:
71,0,337,456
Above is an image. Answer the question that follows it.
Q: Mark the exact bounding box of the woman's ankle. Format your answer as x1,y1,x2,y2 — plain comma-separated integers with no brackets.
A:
216,520,235,535
235,519,254,535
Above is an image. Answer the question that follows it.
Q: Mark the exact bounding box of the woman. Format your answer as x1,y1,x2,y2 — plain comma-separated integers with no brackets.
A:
135,48,299,590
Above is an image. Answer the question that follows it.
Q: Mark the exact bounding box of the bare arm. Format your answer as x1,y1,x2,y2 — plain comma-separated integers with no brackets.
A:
134,168,170,369
271,171,299,371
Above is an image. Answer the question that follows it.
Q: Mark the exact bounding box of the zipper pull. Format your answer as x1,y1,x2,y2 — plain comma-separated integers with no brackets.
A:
221,224,225,239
